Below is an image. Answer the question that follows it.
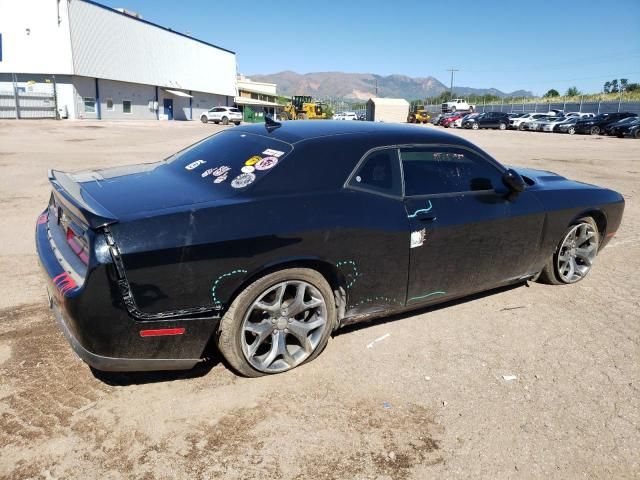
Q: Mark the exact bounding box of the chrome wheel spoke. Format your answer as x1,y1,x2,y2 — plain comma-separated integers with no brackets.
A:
288,317,325,353
245,321,273,357
556,222,598,283
255,284,286,313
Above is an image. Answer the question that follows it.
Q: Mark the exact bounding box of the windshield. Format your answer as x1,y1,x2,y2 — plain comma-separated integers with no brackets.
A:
167,130,293,192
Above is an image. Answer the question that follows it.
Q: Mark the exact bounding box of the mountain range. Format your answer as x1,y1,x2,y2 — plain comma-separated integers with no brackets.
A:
248,71,532,100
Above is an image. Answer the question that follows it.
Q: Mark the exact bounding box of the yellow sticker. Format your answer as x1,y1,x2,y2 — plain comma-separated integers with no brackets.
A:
245,155,261,166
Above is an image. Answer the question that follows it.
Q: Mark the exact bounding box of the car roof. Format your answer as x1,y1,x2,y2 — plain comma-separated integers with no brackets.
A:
234,120,471,146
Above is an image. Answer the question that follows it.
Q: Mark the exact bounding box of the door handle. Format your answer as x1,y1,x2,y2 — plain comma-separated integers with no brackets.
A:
415,211,437,222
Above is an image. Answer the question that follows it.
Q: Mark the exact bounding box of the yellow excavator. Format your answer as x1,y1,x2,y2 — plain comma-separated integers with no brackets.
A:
279,95,328,120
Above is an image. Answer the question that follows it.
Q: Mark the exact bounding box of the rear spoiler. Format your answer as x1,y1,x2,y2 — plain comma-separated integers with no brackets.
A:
48,170,118,229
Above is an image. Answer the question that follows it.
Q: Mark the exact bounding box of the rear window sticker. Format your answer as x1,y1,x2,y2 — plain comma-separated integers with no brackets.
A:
212,165,231,177
255,156,278,171
213,173,228,184
231,172,256,189
185,160,206,170
262,148,285,158
241,165,255,173
410,228,426,248
245,155,261,166
201,168,214,178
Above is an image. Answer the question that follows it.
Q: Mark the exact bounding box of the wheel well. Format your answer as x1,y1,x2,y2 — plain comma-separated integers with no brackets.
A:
574,210,607,238
225,259,348,322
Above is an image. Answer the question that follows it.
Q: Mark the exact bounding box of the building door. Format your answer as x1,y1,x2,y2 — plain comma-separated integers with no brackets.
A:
163,98,173,120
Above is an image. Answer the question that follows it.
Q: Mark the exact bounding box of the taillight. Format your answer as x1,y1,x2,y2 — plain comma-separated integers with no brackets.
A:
66,228,89,264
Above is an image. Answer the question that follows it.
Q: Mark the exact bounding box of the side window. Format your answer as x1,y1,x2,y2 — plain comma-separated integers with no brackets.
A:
401,147,503,196
349,149,402,196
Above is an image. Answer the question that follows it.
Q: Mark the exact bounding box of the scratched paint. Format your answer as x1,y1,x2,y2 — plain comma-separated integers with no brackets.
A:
336,260,359,289
407,290,446,303
407,200,433,219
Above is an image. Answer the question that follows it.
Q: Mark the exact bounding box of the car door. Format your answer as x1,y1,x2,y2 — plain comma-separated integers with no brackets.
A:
480,112,496,128
400,145,545,306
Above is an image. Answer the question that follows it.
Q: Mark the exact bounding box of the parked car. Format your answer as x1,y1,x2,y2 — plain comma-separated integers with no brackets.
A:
510,113,551,131
574,112,638,135
201,106,242,125
332,112,345,120
358,114,366,121
441,112,466,128
453,113,479,128
338,111,358,121
37,121,624,376
603,116,638,136
430,113,444,125
555,117,579,135
612,119,640,138
534,116,569,132
441,98,476,113
565,112,595,119
462,111,510,130
527,116,552,132
508,113,526,119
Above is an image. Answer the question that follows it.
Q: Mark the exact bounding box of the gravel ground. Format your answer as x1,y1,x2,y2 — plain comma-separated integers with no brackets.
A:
0,120,638,479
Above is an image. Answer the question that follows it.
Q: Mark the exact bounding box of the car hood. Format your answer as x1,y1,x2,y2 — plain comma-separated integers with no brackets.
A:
65,161,240,221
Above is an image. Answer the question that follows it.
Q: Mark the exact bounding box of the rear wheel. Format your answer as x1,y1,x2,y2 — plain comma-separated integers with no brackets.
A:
200,115,208,124
634,129,640,139
222,116,229,125
518,123,526,131
217,268,336,377
499,122,507,130
234,121,241,126
297,113,308,120
538,217,599,285
472,122,479,130
568,126,576,135
590,126,600,135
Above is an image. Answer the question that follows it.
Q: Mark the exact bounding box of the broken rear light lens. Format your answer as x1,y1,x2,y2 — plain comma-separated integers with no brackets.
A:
66,227,89,265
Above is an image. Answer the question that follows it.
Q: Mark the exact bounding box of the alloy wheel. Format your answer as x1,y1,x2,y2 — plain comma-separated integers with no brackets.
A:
556,223,598,283
241,281,328,373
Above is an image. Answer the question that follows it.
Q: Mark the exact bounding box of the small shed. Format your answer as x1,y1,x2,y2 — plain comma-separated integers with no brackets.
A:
366,97,410,123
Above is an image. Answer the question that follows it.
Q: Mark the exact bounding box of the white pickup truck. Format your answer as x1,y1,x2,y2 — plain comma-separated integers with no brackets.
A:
441,98,475,113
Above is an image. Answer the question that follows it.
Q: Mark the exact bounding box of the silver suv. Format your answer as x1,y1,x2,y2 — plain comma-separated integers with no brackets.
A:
201,106,243,125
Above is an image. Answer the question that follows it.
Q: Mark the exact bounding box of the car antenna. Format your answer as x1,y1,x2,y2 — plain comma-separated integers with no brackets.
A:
264,115,281,133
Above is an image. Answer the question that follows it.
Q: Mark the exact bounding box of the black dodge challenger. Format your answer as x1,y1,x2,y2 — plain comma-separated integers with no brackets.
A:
36,120,624,376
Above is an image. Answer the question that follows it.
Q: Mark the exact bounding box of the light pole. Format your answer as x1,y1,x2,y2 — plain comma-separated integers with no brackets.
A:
446,67,459,100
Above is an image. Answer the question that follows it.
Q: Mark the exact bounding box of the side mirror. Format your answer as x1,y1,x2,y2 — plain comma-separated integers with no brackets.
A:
502,168,526,193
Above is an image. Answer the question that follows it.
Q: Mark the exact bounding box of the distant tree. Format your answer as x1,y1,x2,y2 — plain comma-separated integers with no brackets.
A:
620,78,629,91
543,89,560,98
603,81,611,94
610,79,619,93
626,82,639,92
565,86,581,97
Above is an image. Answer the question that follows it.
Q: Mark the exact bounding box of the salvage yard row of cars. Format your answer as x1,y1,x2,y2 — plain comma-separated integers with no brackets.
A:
431,110,640,138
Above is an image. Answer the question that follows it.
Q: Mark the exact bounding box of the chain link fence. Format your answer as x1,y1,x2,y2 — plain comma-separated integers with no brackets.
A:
421,99,640,115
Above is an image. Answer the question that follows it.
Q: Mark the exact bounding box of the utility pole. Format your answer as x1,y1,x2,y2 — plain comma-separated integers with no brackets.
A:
375,78,378,97
446,67,458,100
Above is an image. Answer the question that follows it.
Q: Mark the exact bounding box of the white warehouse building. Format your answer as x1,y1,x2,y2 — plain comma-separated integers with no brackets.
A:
0,0,237,120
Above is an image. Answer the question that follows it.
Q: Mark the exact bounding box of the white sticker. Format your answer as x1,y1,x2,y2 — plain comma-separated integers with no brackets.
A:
213,173,228,184
201,168,214,178
255,156,279,171
410,229,426,249
212,165,231,176
262,148,285,158
231,172,256,189
185,160,206,170
241,165,255,173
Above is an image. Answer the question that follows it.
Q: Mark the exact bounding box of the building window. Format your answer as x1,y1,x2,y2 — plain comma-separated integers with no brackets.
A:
84,97,96,113
122,100,132,114
106,98,114,111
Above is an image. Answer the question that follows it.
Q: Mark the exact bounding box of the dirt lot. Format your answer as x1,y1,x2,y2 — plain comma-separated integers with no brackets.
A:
0,120,638,479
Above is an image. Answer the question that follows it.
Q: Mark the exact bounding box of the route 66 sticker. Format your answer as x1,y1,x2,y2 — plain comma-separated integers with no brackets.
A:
212,165,231,176
231,172,256,189
255,156,278,171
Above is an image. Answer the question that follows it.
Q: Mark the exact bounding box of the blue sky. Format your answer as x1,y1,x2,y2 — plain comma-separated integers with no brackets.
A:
100,0,640,95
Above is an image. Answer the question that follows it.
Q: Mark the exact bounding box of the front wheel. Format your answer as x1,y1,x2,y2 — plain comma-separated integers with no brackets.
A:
200,115,208,124
499,122,506,130
234,121,241,125
217,268,336,377
222,116,229,125
537,217,599,285
471,122,479,130
590,126,600,135
568,126,576,135
518,123,526,131
634,129,640,139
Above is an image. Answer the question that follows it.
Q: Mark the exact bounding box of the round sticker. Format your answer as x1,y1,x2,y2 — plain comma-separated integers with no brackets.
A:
245,156,261,166
231,172,256,189
201,168,214,178
213,173,228,184
185,160,206,170
241,165,255,173
255,156,279,171
212,165,231,177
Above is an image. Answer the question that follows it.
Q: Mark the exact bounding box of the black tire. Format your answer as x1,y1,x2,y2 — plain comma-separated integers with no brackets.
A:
633,129,640,139
200,115,208,124
518,123,526,131
279,112,289,121
234,121,241,126
568,126,576,135
499,122,507,130
217,268,336,377
213,121,220,125
297,113,308,120
537,217,599,285
471,122,479,130
222,116,229,125
451,106,456,112
590,126,600,135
